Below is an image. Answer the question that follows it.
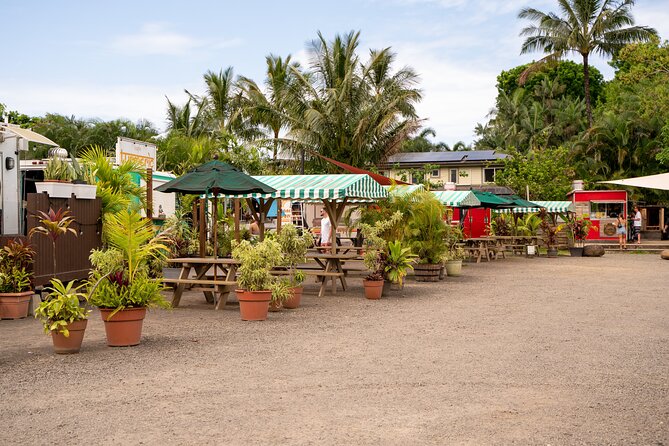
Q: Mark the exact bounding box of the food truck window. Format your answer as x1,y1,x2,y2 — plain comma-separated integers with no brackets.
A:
590,202,624,219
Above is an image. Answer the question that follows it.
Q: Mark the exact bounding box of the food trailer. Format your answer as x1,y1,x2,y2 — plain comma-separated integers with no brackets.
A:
569,188,628,240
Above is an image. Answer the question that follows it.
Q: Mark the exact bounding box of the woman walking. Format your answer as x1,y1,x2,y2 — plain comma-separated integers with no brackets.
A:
617,213,627,250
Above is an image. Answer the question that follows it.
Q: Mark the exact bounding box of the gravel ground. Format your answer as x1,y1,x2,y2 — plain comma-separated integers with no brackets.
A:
1,253,668,445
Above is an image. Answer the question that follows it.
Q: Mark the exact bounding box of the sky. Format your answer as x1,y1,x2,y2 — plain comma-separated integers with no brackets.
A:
2,0,668,147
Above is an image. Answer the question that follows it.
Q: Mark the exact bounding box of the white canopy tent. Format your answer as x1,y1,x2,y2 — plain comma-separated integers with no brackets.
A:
599,173,669,191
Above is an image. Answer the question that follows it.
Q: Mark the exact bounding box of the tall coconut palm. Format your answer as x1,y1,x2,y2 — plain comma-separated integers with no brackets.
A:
518,0,657,126
237,54,302,161
286,31,422,170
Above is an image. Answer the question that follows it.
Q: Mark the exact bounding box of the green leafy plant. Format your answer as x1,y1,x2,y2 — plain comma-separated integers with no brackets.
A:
275,224,313,286
538,209,564,249
407,191,448,264
29,207,77,277
0,240,34,293
360,212,403,281
70,157,96,184
232,238,283,292
563,214,597,247
88,211,172,316
443,225,466,261
43,157,73,182
384,240,416,286
34,279,89,336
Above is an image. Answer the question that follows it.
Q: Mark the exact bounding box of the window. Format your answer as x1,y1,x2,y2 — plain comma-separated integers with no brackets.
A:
449,168,457,184
411,174,419,184
483,167,498,183
431,169,440,178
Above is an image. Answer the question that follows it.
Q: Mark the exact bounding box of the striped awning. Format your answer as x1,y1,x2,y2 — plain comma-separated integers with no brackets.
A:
382,184,425,195
218,174,388,202
432,190,481,207
499,201,575,213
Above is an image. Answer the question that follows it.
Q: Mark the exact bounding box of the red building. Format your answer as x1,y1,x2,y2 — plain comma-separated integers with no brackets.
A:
568,189,628,240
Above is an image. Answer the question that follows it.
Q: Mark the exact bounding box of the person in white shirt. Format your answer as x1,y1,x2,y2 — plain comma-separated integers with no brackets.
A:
319,208,332,247
633,205,642,244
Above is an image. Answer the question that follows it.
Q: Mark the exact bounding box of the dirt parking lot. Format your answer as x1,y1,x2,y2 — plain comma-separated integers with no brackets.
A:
1,253,668,445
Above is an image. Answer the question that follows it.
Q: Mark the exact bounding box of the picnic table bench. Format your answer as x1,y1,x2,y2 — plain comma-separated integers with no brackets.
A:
166,257,239,310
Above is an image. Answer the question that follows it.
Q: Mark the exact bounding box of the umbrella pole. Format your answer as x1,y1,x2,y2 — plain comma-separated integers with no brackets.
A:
234,199,240,242
199,199,206,257
213,193,218,284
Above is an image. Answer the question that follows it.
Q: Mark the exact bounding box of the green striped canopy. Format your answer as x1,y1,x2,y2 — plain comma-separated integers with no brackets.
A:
432,190,481,207
499,201,575,213
219,174,388,202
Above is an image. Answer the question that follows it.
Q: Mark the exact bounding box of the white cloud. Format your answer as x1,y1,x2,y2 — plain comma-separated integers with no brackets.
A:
110,23,242,56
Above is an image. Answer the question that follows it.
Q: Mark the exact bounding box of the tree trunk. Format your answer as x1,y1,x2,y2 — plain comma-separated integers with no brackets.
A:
583,53,593,128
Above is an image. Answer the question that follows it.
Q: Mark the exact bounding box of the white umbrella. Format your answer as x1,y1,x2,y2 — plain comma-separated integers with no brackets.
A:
599,172,669,191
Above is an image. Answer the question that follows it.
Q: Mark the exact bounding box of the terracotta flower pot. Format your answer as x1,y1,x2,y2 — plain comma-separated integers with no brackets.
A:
269,300,282,312
363,279,383,300
0,290,33,319
283,287,303,309
236,290,271,321
99,307,147,347
51,319,88,354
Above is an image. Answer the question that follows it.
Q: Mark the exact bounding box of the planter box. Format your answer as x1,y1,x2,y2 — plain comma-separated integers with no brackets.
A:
72,184,97,200
36,182,97,200
35,181,75,199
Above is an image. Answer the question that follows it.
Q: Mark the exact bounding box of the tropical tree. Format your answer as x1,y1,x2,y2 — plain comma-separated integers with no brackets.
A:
237,54,302,161
518,0,657,126
286,31,422,170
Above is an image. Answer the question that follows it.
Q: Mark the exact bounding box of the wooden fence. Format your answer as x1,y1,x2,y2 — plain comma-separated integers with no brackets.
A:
26,193,102,286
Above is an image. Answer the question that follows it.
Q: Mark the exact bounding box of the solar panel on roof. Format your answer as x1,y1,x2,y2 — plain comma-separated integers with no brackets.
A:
464,150,507,161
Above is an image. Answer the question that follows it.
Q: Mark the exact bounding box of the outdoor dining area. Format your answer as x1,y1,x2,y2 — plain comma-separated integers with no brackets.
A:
150,159,583,322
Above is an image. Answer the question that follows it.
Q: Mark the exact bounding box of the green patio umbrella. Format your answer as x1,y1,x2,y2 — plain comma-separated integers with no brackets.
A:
470,190,515,209
155,160,276,258
506,194,542,209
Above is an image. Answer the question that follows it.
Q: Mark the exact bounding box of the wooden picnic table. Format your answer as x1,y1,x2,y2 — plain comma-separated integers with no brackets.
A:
463,237,494,263
489,235,540,255
164,257,240,310
305,252,359,297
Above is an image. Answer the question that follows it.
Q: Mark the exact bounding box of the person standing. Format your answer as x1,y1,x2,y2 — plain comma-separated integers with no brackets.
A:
633,206,642,244
319,208,332,247
616,213,627,250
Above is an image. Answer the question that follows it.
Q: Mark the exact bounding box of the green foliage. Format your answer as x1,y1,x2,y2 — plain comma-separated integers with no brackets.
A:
28,114,157,158
79,145,146,217
515,212,542,236
88,211,171,314
360,212,403,280
489,214,514,236
497,61,604,103
34,279,89,336
286,31,422,170
494,147,574,200
563,214,596,246
384,240,416,286
538,209,564,248
0,240,34,293
406,191,448,264
275,224,314,286
232,239,283,292
43,157,73,181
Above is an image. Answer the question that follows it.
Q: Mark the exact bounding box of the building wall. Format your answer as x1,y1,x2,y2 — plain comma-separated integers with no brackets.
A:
381,165,496,188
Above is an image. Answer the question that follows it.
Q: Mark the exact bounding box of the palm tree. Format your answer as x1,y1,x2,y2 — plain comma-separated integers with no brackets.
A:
518,0,657,126
237,54,302,161
286,31,422,170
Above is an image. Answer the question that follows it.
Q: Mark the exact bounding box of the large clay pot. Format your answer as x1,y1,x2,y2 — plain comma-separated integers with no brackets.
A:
237,290,271,321
0,290,33,319
445,260,462,277
283,287,303,309
99,307,147,347
51,319,88,354
363,279,383,300
413,263,441,282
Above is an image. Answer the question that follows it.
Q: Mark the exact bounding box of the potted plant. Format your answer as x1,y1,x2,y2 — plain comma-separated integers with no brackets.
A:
70,157,98,199
29,207,78,280
232,238,287,320
275,224,313,309
0,240,35,319
538,209,563,258
442,225,464,278
564,214,596,257
88,210,171,346
408,191,448,282
34,279,89,354
384,240,416,290
36,156,76,198
359,213,402,299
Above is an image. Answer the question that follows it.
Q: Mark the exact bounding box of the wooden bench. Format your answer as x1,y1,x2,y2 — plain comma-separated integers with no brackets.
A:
163,278,237,309
464,246,488,263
